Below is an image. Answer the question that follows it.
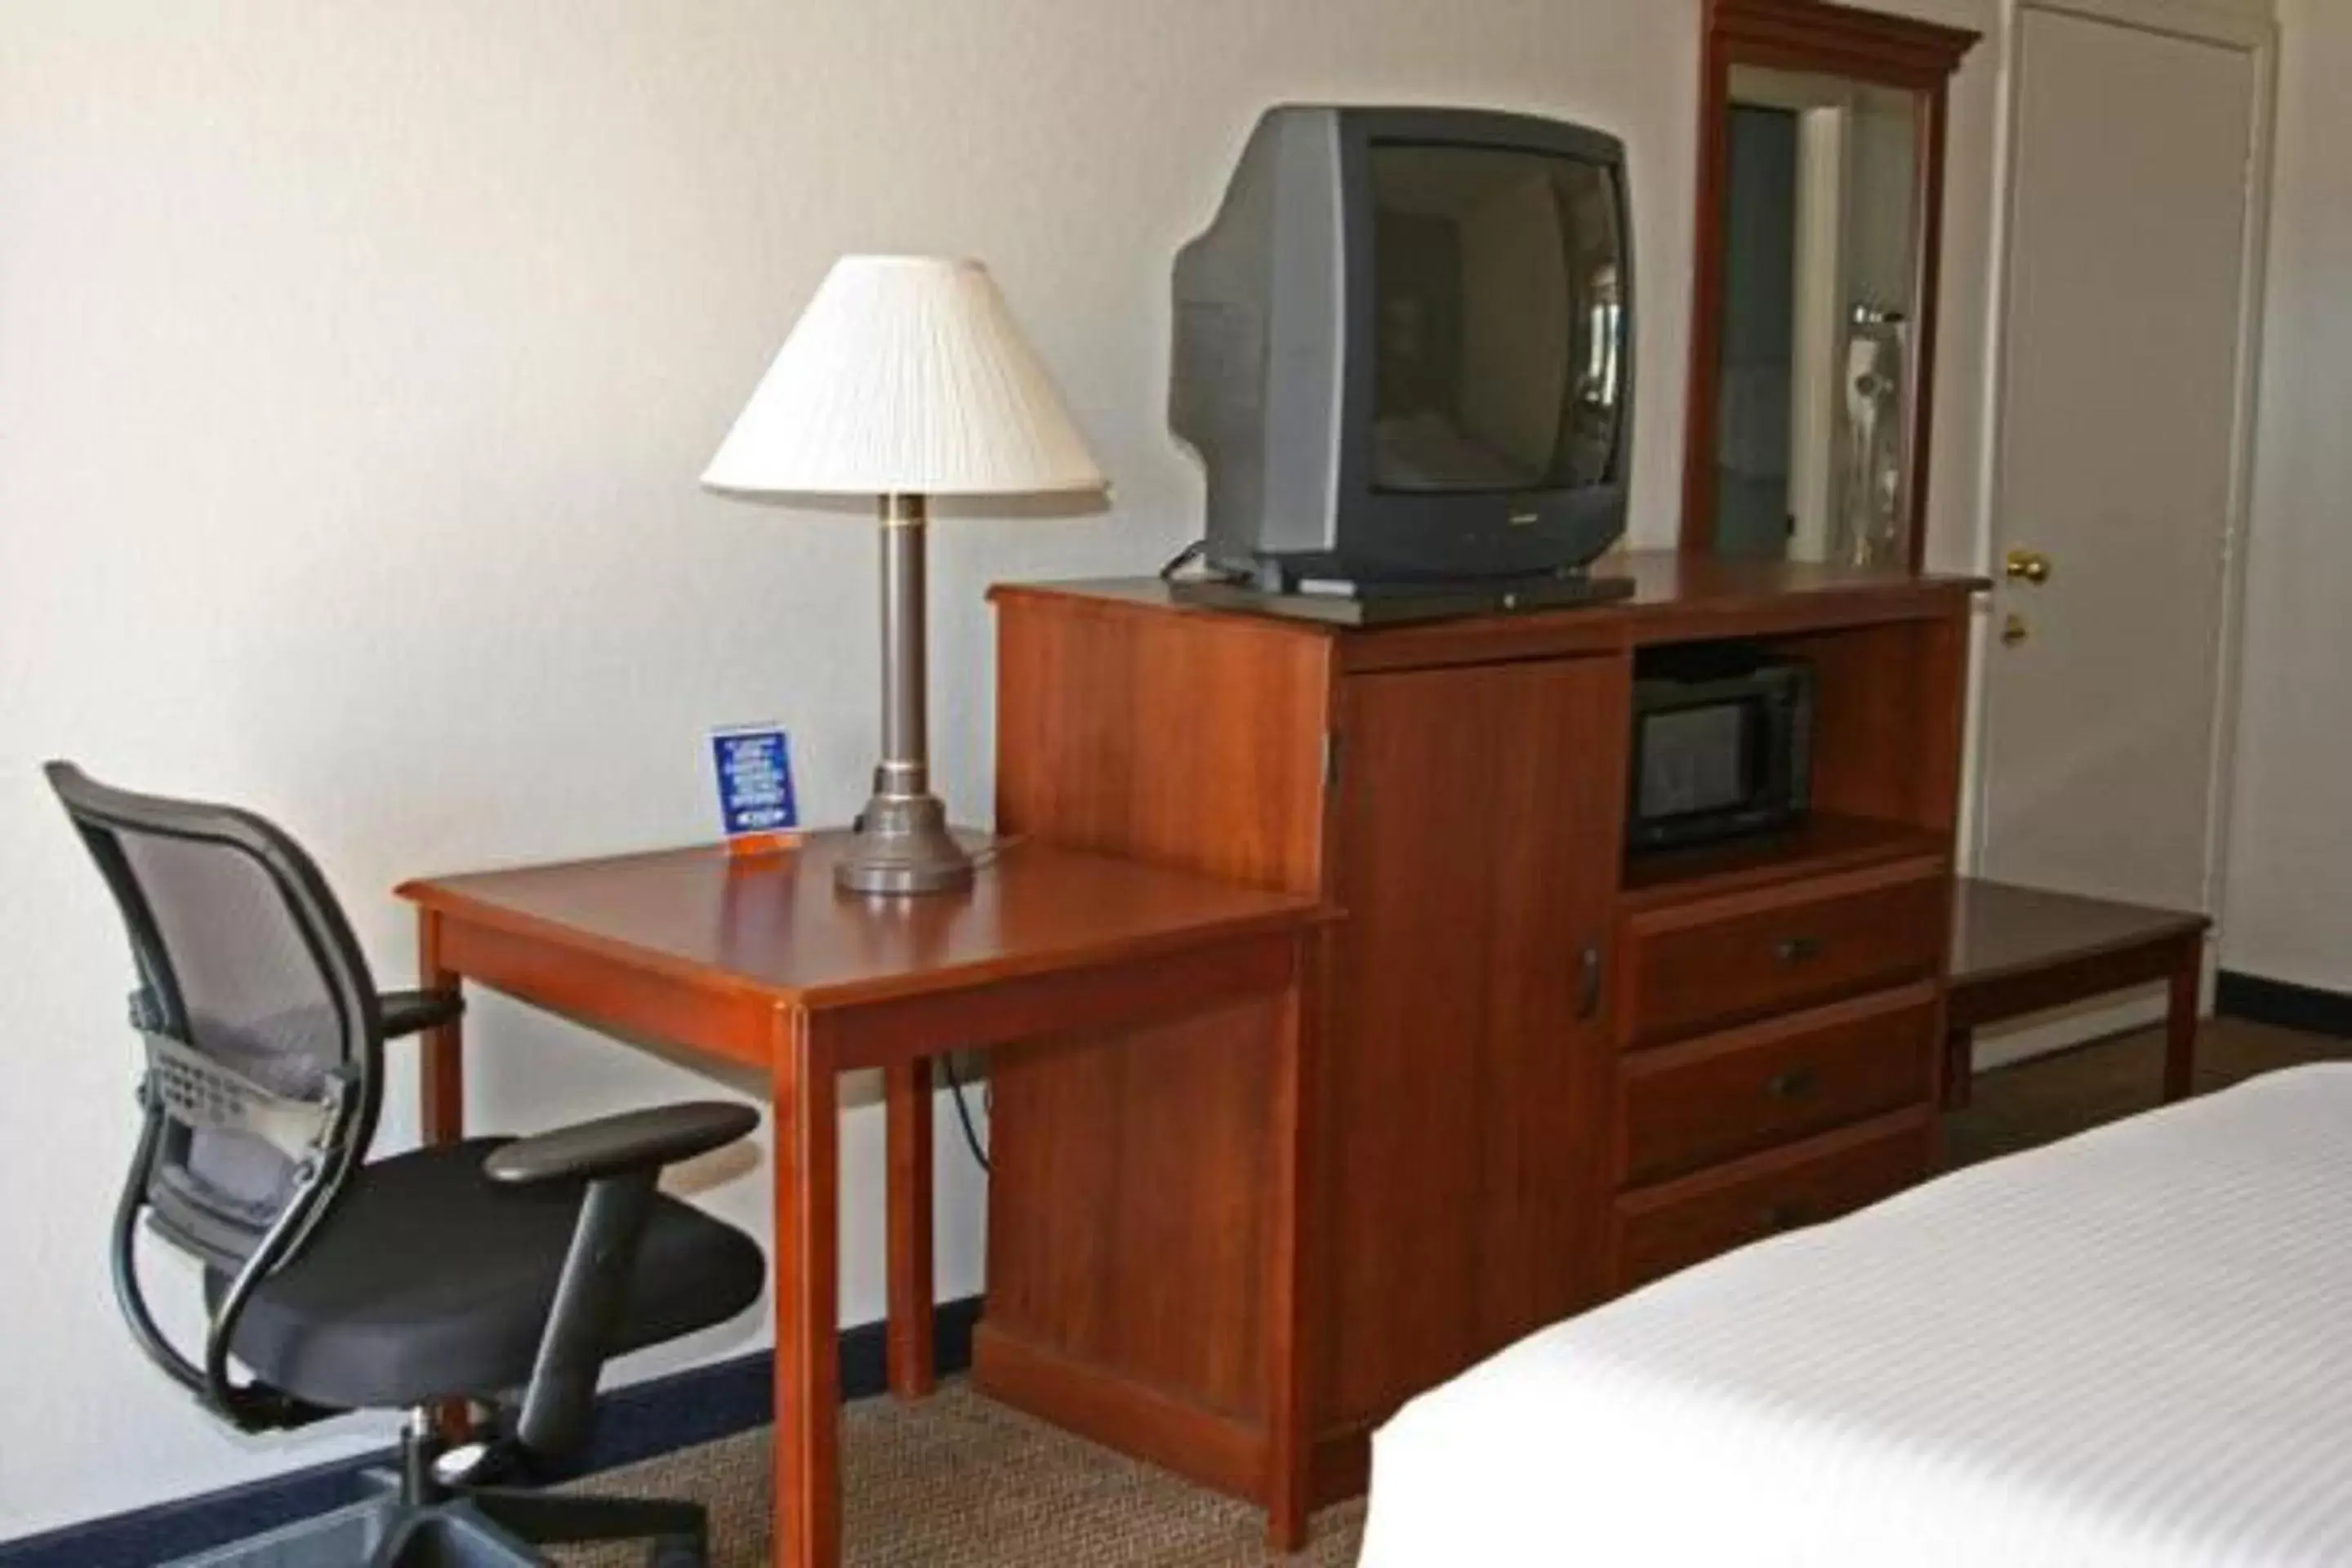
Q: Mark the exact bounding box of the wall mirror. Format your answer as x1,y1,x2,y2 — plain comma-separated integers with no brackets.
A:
1682,0,1976,568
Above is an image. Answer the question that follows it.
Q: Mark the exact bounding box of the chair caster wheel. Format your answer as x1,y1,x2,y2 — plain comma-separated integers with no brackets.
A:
647,1534,706,1568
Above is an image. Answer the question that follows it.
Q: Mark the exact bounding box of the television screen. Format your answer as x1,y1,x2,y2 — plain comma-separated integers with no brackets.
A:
1369,142,1627,495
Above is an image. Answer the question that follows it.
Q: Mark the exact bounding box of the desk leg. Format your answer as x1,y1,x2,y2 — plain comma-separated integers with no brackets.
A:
416,909,470,1443
417,908,464,1145
2164,938,2203,1104
1263,942,1314,1552
774,1011,841,1568
885,1058,935,1400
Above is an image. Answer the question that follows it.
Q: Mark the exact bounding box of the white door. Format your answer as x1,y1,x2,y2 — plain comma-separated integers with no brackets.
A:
1976,1,2272,926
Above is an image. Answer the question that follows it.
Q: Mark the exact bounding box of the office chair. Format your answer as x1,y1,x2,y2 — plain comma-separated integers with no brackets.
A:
46,763,768,1567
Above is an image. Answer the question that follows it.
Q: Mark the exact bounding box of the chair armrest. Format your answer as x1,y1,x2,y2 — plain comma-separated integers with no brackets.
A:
493,1100,759,1461
483,1102,760,1187
379,988,464,1040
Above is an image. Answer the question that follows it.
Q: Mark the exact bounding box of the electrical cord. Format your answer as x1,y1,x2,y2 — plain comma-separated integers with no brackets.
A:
1159,539,1209,580
942,1051,991,1174
933,835,1009,1174
1158,537,1250,586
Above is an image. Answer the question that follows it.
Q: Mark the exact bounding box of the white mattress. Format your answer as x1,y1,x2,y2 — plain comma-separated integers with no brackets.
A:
1359,1066,2352,1567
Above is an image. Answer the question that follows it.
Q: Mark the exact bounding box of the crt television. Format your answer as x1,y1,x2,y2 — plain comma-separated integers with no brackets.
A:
1171,105,1634,594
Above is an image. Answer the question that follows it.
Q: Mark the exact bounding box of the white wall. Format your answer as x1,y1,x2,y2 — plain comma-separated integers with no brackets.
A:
2221,0,2352,990
0,0,1996,1538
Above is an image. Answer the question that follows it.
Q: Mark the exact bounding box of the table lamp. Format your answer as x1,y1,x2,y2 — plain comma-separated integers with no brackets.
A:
703,255,1104,895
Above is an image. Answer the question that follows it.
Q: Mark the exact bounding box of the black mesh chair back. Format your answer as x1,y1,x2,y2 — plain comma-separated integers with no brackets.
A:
47,761,382,1423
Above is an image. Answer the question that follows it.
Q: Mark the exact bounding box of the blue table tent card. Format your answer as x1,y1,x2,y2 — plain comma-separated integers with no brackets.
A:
711,725,799,840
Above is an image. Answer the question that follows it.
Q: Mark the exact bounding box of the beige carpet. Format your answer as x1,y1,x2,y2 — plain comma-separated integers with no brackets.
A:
564,1382,1365,1567
559,1016,2345,1566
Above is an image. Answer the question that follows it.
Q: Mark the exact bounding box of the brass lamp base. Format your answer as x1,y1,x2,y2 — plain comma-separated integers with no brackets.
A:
837,790,973,896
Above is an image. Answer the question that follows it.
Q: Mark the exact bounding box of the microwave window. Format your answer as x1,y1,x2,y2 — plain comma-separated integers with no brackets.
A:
1640,705,1751,819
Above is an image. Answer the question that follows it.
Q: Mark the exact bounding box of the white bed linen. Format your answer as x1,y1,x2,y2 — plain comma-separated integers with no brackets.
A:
1359,1066,2352,1566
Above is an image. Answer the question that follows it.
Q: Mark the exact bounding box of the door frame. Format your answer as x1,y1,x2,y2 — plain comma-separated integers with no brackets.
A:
1965,0,2279,939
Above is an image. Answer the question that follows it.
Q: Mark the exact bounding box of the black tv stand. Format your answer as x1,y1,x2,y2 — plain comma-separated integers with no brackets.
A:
1168,569,1633,627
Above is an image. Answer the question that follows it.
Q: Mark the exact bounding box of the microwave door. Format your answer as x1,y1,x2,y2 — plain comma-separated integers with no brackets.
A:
1640,702,1753,823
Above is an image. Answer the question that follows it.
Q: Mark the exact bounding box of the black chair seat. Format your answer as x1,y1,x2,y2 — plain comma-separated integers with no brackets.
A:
210,1137,764,1410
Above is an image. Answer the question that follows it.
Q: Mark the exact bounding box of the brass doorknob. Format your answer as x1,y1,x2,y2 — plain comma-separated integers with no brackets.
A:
2004,548,2052,585
2001,612,2030,647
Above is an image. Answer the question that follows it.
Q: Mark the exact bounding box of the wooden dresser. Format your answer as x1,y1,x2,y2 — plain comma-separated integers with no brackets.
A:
978,551,1980,1517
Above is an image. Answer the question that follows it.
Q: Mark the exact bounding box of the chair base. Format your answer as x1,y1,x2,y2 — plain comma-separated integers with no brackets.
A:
376,1488,706,1568
165,1444,707,1568
164,1496,396,1568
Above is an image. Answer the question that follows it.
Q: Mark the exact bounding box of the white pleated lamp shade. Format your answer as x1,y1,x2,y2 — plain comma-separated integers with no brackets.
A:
702,255,1105,498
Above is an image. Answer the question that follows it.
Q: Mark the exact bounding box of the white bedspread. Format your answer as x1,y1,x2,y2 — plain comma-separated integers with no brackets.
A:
1359,1066,2352,1566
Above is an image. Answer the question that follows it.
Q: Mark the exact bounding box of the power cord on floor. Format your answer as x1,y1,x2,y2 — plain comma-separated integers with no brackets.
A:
943,1050,991,1174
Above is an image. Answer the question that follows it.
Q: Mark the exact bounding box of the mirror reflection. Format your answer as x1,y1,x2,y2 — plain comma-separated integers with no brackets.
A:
1713,67,1921,564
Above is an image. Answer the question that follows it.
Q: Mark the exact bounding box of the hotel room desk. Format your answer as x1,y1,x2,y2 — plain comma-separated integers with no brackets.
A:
396,834,1326,1568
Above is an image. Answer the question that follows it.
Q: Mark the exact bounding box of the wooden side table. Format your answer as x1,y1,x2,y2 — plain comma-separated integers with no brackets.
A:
1944,876,2211,1108
398,835,1328,1568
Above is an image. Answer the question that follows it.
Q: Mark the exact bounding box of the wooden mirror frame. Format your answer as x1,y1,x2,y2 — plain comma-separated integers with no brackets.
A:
1678,0,1979,568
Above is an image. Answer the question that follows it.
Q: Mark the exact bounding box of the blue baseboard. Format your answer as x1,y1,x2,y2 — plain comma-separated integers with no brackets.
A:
2216,969,2352,1040
0,1297,982,1568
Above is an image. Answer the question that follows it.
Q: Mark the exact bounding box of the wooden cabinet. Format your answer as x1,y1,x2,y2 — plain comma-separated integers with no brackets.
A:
982,552,1979,1519
1320,658,1623,1428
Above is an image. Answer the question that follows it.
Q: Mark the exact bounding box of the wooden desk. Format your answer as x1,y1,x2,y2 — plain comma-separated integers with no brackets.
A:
1944,876,2211,1107
396,834,1326,1568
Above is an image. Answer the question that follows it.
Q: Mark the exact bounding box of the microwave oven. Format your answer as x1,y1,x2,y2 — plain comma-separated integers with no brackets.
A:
1628,648,1815,853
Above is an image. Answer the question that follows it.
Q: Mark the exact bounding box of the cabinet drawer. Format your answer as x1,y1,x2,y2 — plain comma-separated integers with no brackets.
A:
1609,1111,1931,1293
1617,984,1939,1187
1624,862,1945,1046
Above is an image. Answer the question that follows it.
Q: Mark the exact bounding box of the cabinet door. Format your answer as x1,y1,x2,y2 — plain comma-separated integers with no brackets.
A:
1317,654,1628,1430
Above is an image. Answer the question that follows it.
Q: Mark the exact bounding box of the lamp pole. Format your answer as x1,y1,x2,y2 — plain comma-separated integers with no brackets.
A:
838,492,973,895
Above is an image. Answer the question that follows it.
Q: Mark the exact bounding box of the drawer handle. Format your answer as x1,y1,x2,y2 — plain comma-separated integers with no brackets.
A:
1759,1200,1811,1234
1576,944,1603,1021
1766,1067,1819,1100
1773,935,1824,966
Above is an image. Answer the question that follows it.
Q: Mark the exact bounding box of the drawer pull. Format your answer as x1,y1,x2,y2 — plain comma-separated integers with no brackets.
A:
1759,1200,1811,1234
1766,1067,1819,1100
1576,944,1603,1021
1773,935,1825,966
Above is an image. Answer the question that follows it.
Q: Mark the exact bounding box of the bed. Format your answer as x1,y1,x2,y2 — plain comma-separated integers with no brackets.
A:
1358,1065,2352,1566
